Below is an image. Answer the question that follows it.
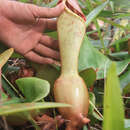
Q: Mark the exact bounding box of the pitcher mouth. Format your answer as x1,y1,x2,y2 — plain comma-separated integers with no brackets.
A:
58,0,86,21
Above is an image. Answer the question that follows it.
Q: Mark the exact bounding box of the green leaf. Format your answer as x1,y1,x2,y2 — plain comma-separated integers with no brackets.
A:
103,62,124,130
79,36,106,73
120,69,130,91
31,63,60,87
0,48,14,68
16,77,50,102
41,0,58,7
0,102,70,126
99,11,130,18
89,98,103,121
122,84,130,95
88,92,103,121
110,0,130,10
78,36,130,79
88,92,95,115
80,68,96,87
116,60,130,76
45,31,58,39
109,1,114,12
2,98,22,105
19,0,29,3
86,0,109,27
111,34,130,47
83,125,88,130
125,119,130,130
93,110,103,121
1,92,8,100
109,52,130,60
6,111,32,126
11,52,23,58
2,74,18,97
0,102,71,115
99,17,129,30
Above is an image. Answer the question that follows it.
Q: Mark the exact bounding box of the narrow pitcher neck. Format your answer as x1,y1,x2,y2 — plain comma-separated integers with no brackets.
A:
61,55,79,75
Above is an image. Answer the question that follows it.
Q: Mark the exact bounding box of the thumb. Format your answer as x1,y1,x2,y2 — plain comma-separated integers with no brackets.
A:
30,2,65,18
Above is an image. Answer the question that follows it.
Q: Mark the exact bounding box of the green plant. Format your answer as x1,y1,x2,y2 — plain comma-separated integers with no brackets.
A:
103,62,125,130
0,49,70,128
0,48,14,97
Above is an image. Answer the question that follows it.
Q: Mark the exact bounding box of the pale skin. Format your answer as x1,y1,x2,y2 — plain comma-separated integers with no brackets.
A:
0,0,65,64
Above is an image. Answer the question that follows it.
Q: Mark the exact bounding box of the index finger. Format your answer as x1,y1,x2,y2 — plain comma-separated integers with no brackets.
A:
29,2,65,18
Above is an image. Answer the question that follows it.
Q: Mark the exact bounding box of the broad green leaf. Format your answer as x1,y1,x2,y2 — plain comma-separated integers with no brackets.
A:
86,0,109,27
80,68,96,87
0,102,70,126
16,77,50,102
0,102,71,115
6,111,34,126
79,36,107,73
0,48,14,68
103,62,124,130
31,63,60,87
78,36,130,79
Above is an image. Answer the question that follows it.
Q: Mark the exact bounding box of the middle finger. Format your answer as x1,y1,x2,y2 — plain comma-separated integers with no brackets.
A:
34,43,60,60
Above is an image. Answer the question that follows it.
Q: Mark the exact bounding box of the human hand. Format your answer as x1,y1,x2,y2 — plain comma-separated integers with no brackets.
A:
0,0,65,64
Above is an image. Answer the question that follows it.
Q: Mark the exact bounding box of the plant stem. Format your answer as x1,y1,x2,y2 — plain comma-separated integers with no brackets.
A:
28,114,41,130
1,74,23,98
89,100,104,119
85,0,106,49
